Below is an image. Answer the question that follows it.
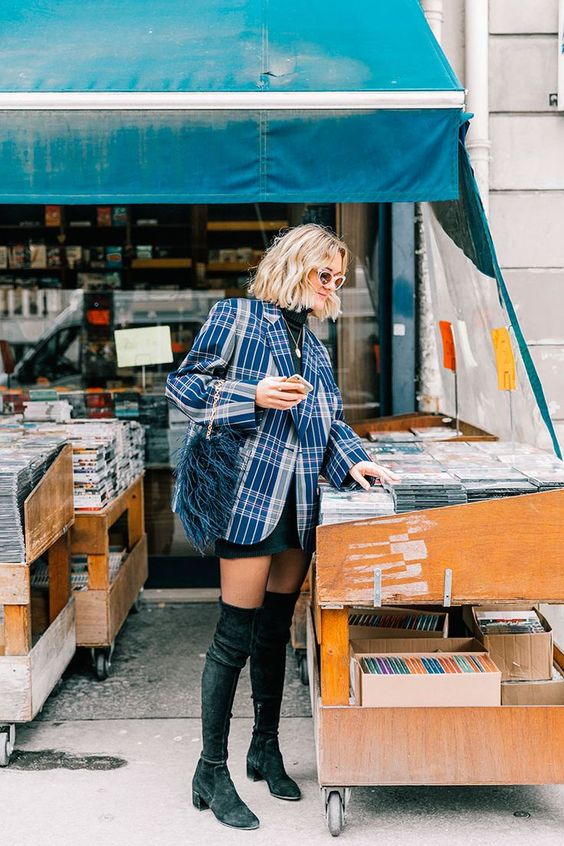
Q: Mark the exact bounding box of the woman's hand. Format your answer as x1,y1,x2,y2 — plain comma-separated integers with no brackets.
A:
256,376,308,410
349,461,400,490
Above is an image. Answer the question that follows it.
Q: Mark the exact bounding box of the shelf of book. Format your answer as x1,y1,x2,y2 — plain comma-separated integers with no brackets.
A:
0,445,76,758
309,450,564,832
70,475,148,679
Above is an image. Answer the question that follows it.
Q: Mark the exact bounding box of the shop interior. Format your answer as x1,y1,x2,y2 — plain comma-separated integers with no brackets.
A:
0,201,387,586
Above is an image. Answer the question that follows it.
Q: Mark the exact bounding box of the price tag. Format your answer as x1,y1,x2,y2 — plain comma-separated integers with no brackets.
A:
491,327,516,391
438,321,456,371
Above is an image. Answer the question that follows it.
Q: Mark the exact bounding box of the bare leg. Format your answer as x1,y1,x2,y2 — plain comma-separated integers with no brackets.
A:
220,555,272,608
267,548,311,594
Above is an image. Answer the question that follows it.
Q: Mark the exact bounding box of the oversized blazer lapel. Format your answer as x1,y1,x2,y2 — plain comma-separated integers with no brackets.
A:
262,302,300,431
297,326,319,441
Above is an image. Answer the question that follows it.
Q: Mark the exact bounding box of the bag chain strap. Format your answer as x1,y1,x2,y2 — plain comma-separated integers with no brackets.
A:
206,379,225,440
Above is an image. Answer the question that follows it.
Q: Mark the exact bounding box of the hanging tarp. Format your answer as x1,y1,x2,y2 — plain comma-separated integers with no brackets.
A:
424,140,562,458
0,0,463,203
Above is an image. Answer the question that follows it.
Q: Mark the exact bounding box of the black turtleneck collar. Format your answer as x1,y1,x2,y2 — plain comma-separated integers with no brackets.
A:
280,306,310,330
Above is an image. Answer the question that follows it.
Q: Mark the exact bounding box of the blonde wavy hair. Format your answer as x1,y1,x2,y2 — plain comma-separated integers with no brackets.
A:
248,223,349,320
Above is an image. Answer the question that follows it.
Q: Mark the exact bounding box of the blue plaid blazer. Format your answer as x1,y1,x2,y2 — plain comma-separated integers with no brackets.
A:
165,297,370,553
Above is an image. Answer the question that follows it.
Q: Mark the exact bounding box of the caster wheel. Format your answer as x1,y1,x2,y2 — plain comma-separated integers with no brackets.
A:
130,588,144,615
298,654,309,686
0,725,15,768
326,791,344,837
95,651,111,681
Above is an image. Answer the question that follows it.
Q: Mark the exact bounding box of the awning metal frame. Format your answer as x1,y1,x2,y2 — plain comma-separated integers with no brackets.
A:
0,90,466,111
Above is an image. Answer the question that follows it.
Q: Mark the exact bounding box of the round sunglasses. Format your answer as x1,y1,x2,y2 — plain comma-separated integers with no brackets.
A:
318,267,347,291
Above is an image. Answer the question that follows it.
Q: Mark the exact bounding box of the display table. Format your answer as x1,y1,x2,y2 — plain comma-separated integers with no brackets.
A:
0,444,76,766
70,475,148,679
309,488,564,835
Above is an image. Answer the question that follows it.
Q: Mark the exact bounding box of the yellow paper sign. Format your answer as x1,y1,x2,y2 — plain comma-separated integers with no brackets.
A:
114,325,173,368
491,327,516,391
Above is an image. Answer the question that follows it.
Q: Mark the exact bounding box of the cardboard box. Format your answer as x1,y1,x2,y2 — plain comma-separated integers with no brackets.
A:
350,637,500,707
468,605,553,682
349,606,448,640
502,654,564,705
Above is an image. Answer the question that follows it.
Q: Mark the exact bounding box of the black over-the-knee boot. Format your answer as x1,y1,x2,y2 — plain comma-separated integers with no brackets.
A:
247,590,301,801
192,600,260,830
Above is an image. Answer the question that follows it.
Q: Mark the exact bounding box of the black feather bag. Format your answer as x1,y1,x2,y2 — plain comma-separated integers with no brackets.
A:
172,380,245,554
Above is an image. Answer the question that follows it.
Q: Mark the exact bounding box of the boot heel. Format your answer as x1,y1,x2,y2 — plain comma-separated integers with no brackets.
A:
192,790,209,811
247,762,263,782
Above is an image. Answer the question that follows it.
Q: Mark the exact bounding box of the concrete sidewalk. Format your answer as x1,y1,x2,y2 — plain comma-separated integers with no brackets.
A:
1,602,563,845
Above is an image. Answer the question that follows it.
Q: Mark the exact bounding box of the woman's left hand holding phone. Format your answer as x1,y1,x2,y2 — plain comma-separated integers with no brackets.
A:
256,376,308,410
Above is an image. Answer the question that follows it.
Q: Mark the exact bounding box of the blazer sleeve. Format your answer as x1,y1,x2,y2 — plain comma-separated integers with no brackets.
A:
321,382,373,490
165,298,262,433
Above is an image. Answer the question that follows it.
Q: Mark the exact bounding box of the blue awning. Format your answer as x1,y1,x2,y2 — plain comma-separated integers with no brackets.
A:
0,0,464,203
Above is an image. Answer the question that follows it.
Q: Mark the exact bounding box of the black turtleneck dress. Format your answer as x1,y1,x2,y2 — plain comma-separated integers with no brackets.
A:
215,306,308,559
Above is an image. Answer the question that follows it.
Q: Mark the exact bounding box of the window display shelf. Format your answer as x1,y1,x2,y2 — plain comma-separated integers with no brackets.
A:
207,220,288,231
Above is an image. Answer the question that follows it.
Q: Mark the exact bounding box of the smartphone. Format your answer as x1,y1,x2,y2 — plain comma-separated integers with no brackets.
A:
286,373,314,394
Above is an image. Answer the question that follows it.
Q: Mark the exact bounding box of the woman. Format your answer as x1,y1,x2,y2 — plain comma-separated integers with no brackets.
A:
165,223,398,831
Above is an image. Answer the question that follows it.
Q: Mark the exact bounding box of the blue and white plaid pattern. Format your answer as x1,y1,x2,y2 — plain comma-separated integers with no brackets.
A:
165,297,370,553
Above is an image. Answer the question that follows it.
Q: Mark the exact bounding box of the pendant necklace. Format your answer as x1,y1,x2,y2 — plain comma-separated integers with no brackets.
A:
281,315,304,359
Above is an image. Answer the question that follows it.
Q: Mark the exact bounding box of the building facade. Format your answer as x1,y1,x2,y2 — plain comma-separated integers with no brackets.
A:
435,0,564,450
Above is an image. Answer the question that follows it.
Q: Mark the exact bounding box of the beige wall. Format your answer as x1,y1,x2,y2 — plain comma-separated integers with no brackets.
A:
440,0,564,449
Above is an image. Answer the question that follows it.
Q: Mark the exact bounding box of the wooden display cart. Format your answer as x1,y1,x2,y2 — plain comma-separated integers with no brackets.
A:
352,411,497,441
0,444,75,766
70,475,148,680
309,488,564,835
291,563,312,686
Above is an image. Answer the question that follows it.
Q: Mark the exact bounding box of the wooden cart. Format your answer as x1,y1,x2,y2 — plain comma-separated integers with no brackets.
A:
291,565,312,685
309,488,564,835
70,475,148,680
352,411,497,441
0,444,75,766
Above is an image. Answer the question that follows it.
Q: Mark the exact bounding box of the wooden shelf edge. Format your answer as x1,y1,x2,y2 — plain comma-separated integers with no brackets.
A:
207,220,288,232
24,444,75,565
131,258,192,269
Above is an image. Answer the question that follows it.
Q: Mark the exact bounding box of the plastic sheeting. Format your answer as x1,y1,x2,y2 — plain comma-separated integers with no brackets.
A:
423,144,561,457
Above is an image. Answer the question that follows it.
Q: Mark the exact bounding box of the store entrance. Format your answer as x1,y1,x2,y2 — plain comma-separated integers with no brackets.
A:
0,201,384,586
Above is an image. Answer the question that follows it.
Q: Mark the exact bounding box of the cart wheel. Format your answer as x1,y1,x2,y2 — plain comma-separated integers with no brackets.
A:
0,725,15,768
129,588,144,615
95,650,111,681
298,653,309,686
326,791,344,837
